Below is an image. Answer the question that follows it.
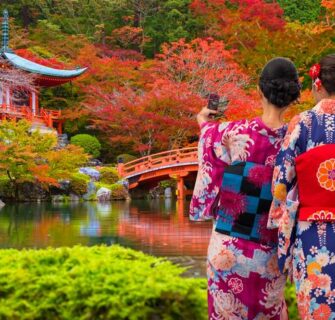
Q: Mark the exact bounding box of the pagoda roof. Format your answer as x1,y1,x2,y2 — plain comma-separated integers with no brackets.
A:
1,9,87,87
3,52,87,79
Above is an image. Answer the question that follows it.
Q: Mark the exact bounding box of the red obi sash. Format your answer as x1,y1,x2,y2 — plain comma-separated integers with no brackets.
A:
296,144,335,221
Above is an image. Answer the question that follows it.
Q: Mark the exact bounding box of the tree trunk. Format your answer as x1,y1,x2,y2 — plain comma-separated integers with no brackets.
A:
21,6,32,30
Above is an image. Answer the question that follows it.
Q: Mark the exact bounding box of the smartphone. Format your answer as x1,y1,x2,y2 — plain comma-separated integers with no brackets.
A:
207,93,228,119
207,93,220,110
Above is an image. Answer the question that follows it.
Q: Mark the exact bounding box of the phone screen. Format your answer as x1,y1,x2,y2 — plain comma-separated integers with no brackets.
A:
208,94,220,110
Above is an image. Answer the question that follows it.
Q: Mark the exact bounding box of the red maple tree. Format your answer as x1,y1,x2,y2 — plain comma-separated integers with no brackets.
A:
82,38,258,155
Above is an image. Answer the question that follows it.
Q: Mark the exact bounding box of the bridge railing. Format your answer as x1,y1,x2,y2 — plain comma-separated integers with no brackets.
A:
118,147,198,178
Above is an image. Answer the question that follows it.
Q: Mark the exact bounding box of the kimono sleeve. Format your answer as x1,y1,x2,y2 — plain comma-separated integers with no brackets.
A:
189,120,234,221
268,115,302,228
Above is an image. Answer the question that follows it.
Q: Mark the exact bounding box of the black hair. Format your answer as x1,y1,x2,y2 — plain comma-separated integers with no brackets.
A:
320,54,335,95
259,57,301,108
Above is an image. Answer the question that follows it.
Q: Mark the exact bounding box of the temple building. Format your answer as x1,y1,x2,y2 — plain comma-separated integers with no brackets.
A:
0,9,87,133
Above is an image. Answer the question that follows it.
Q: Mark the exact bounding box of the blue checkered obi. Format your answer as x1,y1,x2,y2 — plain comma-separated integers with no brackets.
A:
214,161,276,246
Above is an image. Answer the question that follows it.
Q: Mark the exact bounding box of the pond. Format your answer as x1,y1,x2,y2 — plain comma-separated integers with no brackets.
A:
0,199,212,277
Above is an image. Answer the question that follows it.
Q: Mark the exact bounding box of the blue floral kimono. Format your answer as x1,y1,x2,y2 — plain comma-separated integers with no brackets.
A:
269,99,335,319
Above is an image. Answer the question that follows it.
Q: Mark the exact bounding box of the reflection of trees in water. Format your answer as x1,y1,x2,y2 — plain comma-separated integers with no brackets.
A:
0,202,128,248
0,200,211,256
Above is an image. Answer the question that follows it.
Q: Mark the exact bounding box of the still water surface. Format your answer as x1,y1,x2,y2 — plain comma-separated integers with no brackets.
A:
0,199,212,275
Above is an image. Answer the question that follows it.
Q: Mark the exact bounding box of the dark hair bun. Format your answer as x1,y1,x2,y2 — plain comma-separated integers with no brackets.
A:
320,54,335,95
259,57,301,108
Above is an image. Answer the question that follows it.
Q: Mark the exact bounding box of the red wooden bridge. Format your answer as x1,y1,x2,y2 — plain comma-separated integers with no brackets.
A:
117,147,198,199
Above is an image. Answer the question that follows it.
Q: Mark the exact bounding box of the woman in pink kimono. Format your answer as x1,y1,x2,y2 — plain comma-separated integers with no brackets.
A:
190,58,301,319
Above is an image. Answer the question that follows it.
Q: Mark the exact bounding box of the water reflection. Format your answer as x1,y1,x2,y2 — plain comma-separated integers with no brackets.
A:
0,200,212,257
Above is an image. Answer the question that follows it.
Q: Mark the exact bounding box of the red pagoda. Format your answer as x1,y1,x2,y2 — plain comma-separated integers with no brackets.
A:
0,9,87,133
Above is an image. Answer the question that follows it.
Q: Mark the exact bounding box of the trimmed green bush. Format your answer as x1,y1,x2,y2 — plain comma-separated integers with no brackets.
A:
69,175,87,195
99,167,120,184
117,154,137,164
70,134,101,158
0,245,207,320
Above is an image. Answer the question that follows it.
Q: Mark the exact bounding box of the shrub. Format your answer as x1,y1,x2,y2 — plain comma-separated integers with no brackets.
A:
110,184,128,200
70,134,101,158
71,172,91,182
159,179,176,189
0,176,14,198
99,167,120,184
69,175,87,195
285,282,299,320
0,245,207,320
117,153,137,163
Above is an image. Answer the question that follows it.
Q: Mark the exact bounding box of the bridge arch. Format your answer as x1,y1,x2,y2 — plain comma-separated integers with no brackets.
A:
117,147,198,199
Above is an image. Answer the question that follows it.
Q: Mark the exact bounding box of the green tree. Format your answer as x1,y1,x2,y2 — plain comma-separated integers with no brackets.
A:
0,120,88,198
142,0,205,56
277,0,322,23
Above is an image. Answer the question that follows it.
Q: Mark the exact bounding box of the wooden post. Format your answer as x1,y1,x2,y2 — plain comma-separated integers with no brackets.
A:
48,114,53,128
57,121,63,134
0,84,3,106
176,198,185,222
177,176,185,200
31,91,36,116
5,87,10,111
117,163,125,177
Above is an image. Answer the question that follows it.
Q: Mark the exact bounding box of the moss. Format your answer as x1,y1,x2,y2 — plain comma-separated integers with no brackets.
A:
99,167,120,184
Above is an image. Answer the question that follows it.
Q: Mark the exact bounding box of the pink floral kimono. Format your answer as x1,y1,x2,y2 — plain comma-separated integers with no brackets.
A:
190,118,288,319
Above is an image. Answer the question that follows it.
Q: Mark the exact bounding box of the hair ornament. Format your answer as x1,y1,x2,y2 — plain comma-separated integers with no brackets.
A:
309,63,322,90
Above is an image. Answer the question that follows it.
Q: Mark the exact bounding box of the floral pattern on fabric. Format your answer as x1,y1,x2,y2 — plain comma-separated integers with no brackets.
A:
190,117,287,319
269,99,335,318
293,223,335,319
190,118,286,221
207,232,287,319
317,159,335,191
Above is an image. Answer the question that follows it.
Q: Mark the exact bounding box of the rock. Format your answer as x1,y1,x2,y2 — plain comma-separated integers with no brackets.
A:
164,187,172,198
19,182,49,202
58,180,70,191
0,199,5,208
87,158,102,167
118,179,129,190
79,167,100,181
96,187,111,202
52,195,66,203
57,134,69,148
69,194,81,202
83,181,97,201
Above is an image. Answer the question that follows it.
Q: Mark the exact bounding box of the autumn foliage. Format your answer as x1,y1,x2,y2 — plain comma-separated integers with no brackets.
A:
81,38,258,155
0,120,88,196
1,0,334,160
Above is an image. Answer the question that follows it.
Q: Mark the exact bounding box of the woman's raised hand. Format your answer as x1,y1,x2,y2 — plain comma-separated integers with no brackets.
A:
196,107,218,126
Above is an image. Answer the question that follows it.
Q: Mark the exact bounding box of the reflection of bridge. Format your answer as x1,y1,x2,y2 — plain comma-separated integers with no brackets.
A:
118,201,211,256
117,147,198,199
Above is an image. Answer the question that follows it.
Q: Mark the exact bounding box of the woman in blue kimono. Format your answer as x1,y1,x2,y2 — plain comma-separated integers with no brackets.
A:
269,54,335,319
